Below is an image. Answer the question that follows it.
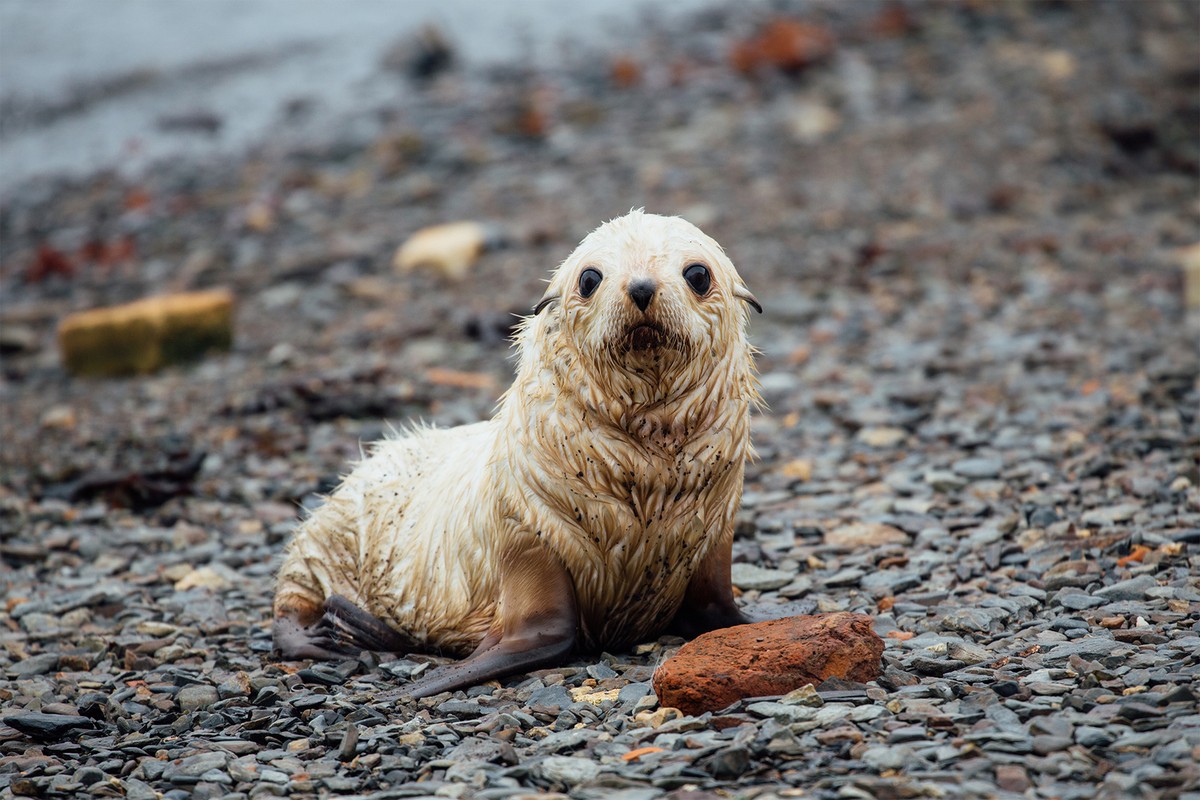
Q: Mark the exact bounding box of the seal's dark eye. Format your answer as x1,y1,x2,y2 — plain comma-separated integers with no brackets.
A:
683,263,710,296
578,268,603,298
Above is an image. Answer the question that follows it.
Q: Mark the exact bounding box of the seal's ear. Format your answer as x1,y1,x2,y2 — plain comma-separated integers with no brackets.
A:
533,294,559,315
734,286,762,314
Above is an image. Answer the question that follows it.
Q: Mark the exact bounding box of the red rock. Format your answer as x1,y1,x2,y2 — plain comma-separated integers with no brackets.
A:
652,613,883,716
28,243,74,282
730,18,835,76
610,56,642,89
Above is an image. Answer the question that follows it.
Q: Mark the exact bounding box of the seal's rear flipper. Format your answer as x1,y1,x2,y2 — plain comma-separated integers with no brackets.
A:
274,594,418,659
321,594,422,652
406,541,578,698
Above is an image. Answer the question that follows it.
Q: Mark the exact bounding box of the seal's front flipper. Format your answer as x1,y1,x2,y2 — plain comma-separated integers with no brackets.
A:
668,533,751,638
406,542,578,699
274,594,417,660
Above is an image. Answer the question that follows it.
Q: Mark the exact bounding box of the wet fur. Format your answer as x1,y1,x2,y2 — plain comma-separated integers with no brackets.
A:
274,210,760,687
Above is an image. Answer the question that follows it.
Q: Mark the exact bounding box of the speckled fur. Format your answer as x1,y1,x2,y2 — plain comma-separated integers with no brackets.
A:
274,210,759,655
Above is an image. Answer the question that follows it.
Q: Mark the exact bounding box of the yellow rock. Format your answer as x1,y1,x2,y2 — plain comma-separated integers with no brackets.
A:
174,566,233,592
1175,242,1200,310
393,221,490,281
856,426,908,448
569,687,621,706
779,458,813,482
39,405,76,430
1039,50,1076,81
633,707,681,728
243,201,275,233
58,289,233,377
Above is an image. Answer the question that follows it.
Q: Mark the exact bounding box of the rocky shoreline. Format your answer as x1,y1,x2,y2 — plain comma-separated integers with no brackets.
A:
2,1,1198,798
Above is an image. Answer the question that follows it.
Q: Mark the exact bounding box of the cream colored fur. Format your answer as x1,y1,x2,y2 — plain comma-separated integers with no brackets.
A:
274,210,759,654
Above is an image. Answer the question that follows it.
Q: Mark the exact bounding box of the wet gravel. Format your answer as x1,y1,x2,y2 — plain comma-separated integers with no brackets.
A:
2,1,1199,798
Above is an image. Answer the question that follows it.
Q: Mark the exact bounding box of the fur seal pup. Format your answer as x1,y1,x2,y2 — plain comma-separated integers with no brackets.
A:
273,210,762,697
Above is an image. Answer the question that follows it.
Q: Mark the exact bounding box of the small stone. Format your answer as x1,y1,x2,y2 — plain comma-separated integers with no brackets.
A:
338,724,359,761
907,655,966,676
393,221,493,281
861,744,910,771
1056,591,1106,610
995,764,1030,793
10,653,60,676
1178,241,1200,309
1028,506,1061,527
217,672,251,698
174,566,233,592
940,606,1006,634
1081,504,1140,527
1032,735,1074,755
1041,637,1122,665
528,685,573,710
570,687,621,706
40,405,76,430
539,755,601,787
617,683,652,708
729,18,835,75
2,712,96,742
952,457,1003,479
177,685,219,712
163,751,229,782
0,323,38,354
260,768,289,784
779,458,813,481
924,470,967,492
124,778,158,800
57,289,234,377
701,745,751,779
730,563,793,591
652,613,883,715
585,662,618,680
437,698,484,717
1076,726,1115,748
856,427,908,448
1095,574,1157,601
825,522,909,548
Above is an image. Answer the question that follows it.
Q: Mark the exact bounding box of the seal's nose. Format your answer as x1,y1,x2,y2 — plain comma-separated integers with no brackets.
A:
627,280,656,312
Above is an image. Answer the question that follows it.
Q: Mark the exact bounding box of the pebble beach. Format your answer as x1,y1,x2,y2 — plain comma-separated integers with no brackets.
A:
1,2,1199,798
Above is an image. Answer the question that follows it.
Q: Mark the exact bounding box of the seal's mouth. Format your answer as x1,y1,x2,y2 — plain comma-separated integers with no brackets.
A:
626,323,666,352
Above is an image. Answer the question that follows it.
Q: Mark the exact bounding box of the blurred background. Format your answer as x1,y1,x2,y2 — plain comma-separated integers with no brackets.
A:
0,0,727,188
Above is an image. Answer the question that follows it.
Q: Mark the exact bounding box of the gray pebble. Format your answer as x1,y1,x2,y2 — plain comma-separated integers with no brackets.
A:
539,756,601,786
1081,504,1141,527
952,457,1003,479
164,752,229,782
9,653,60,676
1075,726,1116,748
730,563,794,591
1095,574,1158,601
1041,637,1122,665
338,723,359,761
178,685,220,712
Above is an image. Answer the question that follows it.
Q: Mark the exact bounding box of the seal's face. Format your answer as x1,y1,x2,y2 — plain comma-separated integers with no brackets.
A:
536,212,760,392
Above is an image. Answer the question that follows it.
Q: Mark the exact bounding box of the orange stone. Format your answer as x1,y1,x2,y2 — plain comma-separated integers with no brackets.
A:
652,613,883,716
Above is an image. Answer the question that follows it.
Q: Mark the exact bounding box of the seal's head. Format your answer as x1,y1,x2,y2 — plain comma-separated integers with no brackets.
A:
529,211,760,405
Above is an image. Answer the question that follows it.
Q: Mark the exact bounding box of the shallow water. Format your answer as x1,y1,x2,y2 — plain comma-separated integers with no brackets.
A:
0,0,724,193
